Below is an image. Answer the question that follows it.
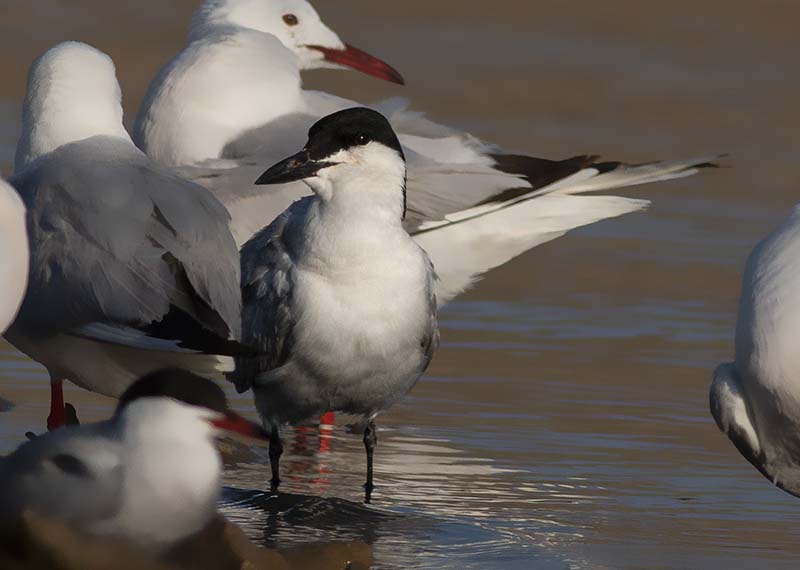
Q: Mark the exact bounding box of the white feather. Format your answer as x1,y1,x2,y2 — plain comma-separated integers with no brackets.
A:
0,179,27,333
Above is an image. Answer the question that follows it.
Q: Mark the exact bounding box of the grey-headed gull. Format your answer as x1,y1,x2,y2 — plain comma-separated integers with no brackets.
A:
712,205,800,497
0,179,27,334
133,0,720,306
5,42,246,430
232,108,439,502
0,368,268,552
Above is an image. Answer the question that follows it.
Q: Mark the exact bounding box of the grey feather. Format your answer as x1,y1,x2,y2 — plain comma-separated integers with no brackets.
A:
419,257,440,374
0,423,124,526
8,136,241,342
229,199,308,393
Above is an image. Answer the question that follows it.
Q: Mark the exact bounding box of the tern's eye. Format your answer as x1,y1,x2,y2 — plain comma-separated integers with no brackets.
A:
355,134,369,146
283,14,299,26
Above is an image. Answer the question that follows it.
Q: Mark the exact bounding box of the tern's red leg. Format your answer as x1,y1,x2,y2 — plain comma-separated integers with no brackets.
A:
47,379,65,431
319,412,335,426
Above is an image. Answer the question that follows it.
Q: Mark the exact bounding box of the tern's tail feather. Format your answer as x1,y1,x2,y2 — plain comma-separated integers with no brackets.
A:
414,155,722,234
542,155,722,197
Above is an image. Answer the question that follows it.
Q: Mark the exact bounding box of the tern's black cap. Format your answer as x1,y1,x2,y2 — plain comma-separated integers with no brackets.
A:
255,107,407,188
116,369,227,414
305,107,404,161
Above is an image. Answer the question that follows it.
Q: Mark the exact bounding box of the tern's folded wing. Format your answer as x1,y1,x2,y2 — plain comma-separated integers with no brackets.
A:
228,199,309,393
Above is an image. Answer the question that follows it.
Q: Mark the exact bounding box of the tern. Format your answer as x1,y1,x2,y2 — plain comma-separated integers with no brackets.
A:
134,0,719,306
712,205,800,498
0,368,269,552
0,178,27,334
5,42,246,430
233,108,439,502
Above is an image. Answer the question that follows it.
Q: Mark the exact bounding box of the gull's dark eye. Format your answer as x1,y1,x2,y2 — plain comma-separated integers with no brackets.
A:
283,14,299,26
355,134,369,146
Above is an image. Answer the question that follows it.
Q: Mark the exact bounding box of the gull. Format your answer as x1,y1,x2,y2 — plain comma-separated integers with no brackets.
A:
0,178,27,334
711,205,800,498
232,108,439,502
134,0,720,306
0,368,269,552
5,42,246,430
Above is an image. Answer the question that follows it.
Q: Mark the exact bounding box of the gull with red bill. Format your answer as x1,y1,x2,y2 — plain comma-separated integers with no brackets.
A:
0,369,268,553
135,0,720,310
134,0,404,167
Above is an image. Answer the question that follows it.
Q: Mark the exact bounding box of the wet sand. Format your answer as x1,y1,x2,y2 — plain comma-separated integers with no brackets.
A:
2,1,800,568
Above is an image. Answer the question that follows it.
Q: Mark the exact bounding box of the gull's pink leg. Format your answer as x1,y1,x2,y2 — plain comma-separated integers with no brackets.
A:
47,379,65,431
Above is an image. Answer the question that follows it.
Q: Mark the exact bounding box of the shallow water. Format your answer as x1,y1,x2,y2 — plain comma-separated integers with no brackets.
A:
2,1,800,569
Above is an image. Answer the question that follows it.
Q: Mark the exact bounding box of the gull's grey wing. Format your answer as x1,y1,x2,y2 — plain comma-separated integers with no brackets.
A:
229,198,310,393
0,424,124,526
9,136,241,343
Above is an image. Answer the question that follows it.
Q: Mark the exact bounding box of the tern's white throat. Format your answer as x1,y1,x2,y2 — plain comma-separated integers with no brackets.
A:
15,42,131,173
310,143,408,224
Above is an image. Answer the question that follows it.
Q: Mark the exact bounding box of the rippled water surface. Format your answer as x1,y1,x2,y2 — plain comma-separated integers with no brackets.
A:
2,2,800,568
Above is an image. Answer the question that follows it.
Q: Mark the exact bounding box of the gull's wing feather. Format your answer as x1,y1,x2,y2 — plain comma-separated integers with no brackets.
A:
9,136,241,345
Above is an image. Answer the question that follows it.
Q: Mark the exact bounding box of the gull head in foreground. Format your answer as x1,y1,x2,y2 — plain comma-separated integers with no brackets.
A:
0,369,268,553
234,107,438,502
191,0,403,83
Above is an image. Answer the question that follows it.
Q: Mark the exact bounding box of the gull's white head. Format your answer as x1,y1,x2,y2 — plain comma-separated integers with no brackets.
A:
14,42,131,173
255,107,407,222
191,0,403,83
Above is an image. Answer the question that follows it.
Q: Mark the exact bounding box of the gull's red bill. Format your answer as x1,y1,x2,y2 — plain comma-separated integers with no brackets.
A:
211,411,270,441
308,43,405,85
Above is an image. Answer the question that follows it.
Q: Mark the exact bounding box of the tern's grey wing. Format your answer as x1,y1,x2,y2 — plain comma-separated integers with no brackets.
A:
419,256,440,375
0,424,124,526
229,199,309,393
9,136,241,342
